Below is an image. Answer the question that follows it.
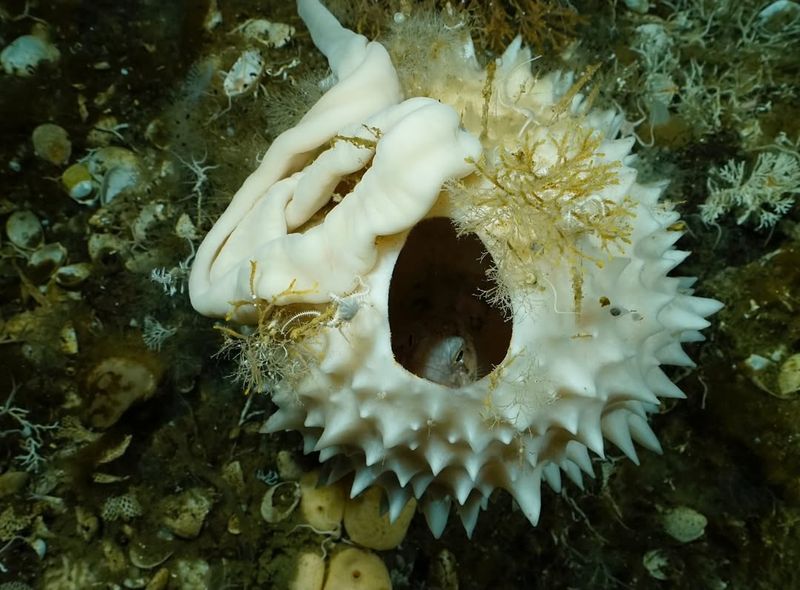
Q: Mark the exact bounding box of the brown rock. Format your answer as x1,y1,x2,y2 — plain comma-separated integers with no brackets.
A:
86,356,161,428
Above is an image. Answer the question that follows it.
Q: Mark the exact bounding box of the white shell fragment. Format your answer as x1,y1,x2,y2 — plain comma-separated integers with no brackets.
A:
62,163,96,204
1,29,60,77
86,147,143,205
223,50,264,97
260,481,301,523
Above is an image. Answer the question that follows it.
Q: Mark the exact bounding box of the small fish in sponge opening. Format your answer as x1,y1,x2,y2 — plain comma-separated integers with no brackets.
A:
188,0,722,537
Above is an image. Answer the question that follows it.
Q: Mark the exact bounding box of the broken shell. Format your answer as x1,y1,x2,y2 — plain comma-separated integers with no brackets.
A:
145,568,170,590
59,322,79,355
172,559,211,589
743,350,800,399
175,213,201,241
96,434,133,464
131,202,167,244
221,460,246,498
88,233,128,263
777,353,800,398
31,538,47,559
55,262,92,287
227,514,242,535
758,0,800,24
86,147,143,205
32,123,71,166
623,0,650,14
6,209,44,250
144,118,169,149
101,167,140,204
260,481,301,523
129,540,174,570
642,549,669,581
204,0,223,31
92,473,130,484
123,576,148,589
161,488,214,539
29,242,68,274
62,163,96,204
1,31,60,77
0,199,15,216
103,539,127,573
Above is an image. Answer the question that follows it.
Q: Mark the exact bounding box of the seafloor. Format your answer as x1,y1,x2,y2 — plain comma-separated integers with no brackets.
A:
1,0,799,589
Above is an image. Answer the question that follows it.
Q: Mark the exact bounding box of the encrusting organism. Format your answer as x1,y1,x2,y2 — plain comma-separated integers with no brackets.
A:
700,138,800,229
1,380,58,473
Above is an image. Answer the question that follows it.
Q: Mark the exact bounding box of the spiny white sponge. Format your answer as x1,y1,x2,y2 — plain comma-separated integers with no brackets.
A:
189,0,722,537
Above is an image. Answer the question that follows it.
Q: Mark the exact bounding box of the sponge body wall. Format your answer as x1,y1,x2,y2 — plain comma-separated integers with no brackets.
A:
188,0,722,536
